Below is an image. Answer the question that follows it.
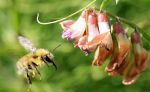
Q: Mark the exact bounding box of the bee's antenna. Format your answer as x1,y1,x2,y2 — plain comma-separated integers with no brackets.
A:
52,43,62,52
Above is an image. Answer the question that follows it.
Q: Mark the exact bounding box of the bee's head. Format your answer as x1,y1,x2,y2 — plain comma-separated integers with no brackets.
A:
42,53,57,70
42,43,61,70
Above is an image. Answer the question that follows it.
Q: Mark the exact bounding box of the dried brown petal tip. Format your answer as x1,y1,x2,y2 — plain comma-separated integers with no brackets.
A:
122,78,136,85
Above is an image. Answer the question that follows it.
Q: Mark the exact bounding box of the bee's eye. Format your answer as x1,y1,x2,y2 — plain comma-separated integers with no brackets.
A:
43,55,53,63
43,54,57,70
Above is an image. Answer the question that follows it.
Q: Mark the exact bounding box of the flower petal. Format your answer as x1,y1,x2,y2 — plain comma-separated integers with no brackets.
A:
92,45,111,66
122,31,148,85
78,11,99,53
117,34,130,66
70,10,87,39
60,20,74,30
87,11,99,42
121,48,139,85
78,36,87,48
62,30,72,41
60,10,87,41
106,38,130,72
98,12,110,34
80,12,112,53
131,31,148,72
106,21,130,72
134,44,148,72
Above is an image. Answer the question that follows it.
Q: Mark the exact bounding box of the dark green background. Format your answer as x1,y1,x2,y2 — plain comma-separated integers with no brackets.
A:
0,0,150,92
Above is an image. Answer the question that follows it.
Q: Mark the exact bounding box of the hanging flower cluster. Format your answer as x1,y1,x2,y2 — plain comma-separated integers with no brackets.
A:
60,8,148,85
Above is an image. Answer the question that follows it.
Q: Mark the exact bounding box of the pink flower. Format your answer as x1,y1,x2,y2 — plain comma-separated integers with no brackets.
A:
122,29,148,85
87,11,99,42
91,12,113,66
78,10,99,54
98,11,110,34
77,12,113,62
60,10,87,41
105,20,130,74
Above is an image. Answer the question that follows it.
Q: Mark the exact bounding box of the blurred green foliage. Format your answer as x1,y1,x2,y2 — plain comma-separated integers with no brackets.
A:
0,0,150,92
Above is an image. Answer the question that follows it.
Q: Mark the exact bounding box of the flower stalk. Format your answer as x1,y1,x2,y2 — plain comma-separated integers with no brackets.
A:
36,0,97,25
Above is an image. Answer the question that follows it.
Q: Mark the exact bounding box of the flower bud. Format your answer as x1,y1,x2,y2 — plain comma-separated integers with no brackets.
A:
113,19,125,35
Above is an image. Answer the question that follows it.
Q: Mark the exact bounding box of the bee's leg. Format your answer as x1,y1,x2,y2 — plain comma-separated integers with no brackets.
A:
31,62,41,76
26,72,32,91
26,71,32,84
28,64,36,77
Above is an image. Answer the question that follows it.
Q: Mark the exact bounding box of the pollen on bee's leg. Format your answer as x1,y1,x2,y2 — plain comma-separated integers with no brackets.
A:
31,62,41,76
27,63,36,78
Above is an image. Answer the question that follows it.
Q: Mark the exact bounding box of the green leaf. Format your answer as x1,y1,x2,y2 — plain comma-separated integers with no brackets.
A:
115,0,120,5
141,31,150,44
100,0,111,11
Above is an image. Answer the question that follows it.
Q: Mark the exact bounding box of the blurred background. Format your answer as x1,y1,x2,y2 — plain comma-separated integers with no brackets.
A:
0,0,150,92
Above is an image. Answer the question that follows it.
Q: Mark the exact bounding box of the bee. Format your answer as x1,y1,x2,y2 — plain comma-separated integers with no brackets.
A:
16,36,57,84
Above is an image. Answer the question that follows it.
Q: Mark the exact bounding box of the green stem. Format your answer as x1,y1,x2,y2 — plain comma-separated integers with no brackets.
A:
106,12,137,28
106,11,150,42
37,0,96,25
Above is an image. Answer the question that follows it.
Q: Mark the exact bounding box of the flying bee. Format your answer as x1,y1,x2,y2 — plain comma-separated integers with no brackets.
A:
17,36,58,84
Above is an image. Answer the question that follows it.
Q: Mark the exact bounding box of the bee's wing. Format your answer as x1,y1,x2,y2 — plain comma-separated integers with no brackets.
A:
18,36,36,52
